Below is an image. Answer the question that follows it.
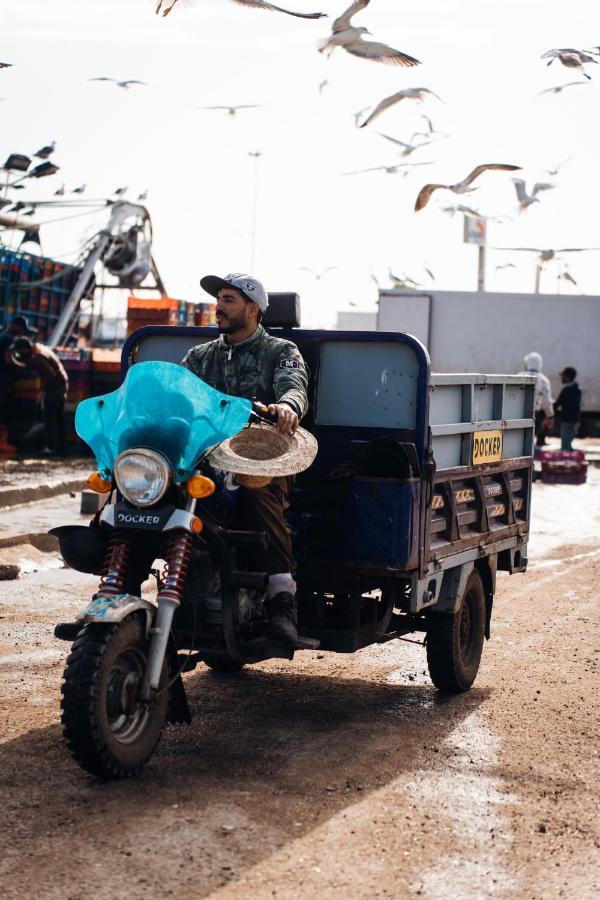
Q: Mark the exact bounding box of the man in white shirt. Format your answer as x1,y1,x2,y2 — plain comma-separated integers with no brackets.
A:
520,352,553,447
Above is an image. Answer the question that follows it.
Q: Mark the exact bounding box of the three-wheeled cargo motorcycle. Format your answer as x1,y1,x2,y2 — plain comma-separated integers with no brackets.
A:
53,293,535,778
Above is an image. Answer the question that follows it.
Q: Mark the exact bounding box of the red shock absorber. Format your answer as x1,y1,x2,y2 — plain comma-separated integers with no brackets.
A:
158,531,193,605
97,532,132,597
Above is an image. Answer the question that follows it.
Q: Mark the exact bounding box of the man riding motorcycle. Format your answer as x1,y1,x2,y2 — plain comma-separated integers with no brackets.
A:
182,273,309,646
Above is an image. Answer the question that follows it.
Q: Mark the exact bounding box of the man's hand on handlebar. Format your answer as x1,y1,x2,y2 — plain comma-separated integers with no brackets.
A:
250,401,299,435
268,402,299,435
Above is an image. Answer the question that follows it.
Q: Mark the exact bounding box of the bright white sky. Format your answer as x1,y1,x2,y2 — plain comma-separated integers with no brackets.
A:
1,0,599,326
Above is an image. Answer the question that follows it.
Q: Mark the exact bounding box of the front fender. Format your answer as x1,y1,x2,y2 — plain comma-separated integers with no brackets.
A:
76,593,155,632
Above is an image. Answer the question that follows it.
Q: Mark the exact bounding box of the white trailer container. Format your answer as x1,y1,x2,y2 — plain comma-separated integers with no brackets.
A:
377,289,600,432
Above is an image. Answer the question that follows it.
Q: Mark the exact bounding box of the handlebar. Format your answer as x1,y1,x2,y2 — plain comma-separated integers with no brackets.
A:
250,401,279,426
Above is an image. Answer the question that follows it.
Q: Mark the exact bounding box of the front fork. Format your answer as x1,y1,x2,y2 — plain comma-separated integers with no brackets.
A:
141,529,193,698
96,498,198,700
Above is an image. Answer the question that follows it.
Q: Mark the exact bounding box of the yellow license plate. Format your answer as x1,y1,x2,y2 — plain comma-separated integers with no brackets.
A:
472,430,503,465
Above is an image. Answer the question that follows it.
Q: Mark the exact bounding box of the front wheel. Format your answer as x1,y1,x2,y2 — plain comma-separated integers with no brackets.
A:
61,612,168,779
426,569,486,693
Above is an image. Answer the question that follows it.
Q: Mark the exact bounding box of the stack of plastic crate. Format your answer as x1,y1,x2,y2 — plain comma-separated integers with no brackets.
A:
539,450,588,485
91,348,121,397
0,247,89,342
177,299,197,326
126,297,180,335
194,302,217,327
57,347,93,454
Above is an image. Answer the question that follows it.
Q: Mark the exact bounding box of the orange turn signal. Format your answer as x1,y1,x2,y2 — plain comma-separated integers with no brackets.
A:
191,516,203,534
86,471,112,494
186,475,216,499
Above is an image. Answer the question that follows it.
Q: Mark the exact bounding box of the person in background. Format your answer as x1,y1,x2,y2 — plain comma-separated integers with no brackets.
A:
11,337,69,457
0,316,38,452
554,366,582,452
520,352,553,447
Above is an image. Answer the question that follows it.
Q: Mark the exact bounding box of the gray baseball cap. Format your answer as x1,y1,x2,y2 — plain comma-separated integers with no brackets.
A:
200,273,269,312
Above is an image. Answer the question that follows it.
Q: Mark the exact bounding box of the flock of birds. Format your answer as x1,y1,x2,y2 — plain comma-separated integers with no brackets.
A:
147,1,598,224
0,137,149,218
2,1,599,287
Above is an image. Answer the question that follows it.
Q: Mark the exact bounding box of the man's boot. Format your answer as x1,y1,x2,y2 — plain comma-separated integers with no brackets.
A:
266,591,298,646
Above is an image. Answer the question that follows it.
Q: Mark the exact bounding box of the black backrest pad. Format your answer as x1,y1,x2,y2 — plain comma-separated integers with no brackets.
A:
262,293,300,328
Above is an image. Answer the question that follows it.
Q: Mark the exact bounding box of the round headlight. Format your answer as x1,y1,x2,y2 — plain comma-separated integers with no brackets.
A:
114,449,171,507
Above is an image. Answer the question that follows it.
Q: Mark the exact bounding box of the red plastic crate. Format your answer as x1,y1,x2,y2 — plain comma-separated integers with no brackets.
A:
540,450,587,485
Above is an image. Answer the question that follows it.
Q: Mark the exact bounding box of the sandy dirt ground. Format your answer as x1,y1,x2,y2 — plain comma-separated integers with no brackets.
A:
0,473,599,899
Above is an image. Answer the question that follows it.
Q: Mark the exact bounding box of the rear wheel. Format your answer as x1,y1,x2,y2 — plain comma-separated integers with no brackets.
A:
426,569,486,693
61,613,168,779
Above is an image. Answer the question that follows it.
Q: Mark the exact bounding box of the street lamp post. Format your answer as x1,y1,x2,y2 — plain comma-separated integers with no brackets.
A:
248,150,261,272
463,214,487,292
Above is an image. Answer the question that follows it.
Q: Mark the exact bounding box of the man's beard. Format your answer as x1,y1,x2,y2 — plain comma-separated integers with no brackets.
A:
216,311,247,335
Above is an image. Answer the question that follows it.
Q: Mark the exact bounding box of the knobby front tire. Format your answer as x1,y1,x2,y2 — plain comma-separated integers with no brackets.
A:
61,612,168,779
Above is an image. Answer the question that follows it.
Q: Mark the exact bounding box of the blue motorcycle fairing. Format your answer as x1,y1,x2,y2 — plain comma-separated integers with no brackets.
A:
75,360,252,482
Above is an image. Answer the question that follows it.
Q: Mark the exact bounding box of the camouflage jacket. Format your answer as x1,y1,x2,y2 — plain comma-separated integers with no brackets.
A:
181,325,308,418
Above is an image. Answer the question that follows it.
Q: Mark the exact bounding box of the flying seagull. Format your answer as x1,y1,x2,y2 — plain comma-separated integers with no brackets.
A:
156,0,326,19
442,204,512,224
415,164,521,211
114,186,128,196
491,246,600,263
71,184,86,194
353,106,370,127
343,161,434,175
195,104,263,116
410,114,449,141
319,0,420,66
377,133,440,157
537,81,590,96
512,178,554,211
88,77,147,89
441,203,486,219
388,269,420,288
495,263,516,271
540,48,597,80
0,62,13,69
359,87,442,129
544,155,573,176
298,266,337,279
34,141,56,159
560,268,578,288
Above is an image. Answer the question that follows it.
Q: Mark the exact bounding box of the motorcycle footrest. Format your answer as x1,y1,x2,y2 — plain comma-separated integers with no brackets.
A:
54,623,83,641
242,636,294,661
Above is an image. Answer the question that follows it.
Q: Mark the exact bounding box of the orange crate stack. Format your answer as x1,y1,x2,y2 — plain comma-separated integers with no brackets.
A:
194,302,217,326
127,297,180,335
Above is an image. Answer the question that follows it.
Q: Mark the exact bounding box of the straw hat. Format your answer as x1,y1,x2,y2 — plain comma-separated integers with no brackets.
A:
208,423,318,477
236,474,273,489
